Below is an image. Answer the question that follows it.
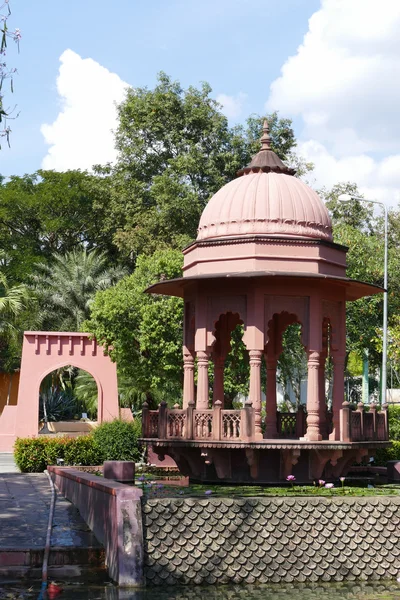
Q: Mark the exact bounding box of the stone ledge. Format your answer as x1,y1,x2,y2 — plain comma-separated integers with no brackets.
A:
48,466,143,586
143,438,391,450
47,466,141,499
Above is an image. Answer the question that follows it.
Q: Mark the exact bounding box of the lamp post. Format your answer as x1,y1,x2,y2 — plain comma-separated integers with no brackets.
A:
338,193,388,405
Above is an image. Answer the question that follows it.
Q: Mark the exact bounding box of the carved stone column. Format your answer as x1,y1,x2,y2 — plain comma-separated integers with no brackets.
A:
329,353,345,441
265,356,278,438
213,356,225,407
318,351,327,438
196,351,209,410
249,350,263,440
305,350,322,441
183,350,195,409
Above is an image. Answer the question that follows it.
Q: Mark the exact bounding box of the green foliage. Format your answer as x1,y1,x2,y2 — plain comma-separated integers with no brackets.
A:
38,386,76,422
372,441,400,466
73,369,98,419
0,170,119,283
98,72,300,258
277,323,307,408
223,324,250,404
347,351,363,377
30,248,127,331
63,435,103,466
13,435,102,473
85,249,184,405
92,419,142,462
0,252,31,371
388,405,400,441
322,181,400,383
323,182,374,231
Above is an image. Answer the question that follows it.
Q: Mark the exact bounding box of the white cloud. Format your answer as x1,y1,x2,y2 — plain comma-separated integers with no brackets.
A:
266,0,400,206
299,139,400,205
41,49,129,171
216,92,247,120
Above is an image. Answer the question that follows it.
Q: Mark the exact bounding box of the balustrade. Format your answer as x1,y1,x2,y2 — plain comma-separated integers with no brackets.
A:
340,401,388,442
142,401,252,442
141,400,389,443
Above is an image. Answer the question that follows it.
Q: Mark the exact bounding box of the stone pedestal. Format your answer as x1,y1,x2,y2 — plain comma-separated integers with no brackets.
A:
387,460,400,482
103,461,135,483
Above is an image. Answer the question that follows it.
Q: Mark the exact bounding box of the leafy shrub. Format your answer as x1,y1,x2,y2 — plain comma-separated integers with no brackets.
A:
388,405,400,441
92,419,142,462
14,435,102,473
63,435,103,466
372,441,400,466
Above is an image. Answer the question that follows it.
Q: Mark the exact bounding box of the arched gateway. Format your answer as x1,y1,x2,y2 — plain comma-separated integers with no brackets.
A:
13,332,119,441
142,122,390,483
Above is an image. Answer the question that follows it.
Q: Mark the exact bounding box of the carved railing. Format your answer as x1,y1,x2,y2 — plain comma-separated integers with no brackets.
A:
142,399,254,442
143,400,389,443
340,401,389,442
277,406,306,439
146,411,159,438
193,410,213,439
277,412,296,438
222,411,241,440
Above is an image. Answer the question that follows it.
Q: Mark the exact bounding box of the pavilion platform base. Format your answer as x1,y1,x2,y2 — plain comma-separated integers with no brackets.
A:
143,440,391,484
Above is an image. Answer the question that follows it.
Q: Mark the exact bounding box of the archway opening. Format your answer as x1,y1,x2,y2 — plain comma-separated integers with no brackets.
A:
277,322,307,412
38,365,99,433
211,312,249,408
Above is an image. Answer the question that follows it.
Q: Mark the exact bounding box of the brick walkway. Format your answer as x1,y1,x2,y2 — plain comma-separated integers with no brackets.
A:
0,472,101,548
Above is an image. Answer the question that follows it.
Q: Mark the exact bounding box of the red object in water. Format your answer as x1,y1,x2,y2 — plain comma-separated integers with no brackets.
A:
47,583,63,598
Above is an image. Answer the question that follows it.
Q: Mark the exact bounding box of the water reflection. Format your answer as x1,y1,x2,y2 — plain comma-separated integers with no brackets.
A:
53,581,400,600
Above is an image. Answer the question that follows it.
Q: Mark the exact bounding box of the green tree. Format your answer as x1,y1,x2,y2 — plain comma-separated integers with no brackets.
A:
96,73,301,258
323,182,400,377
0,254,30,371
84,249,183,405
323,182,374,231
277,324,307,409
0,170,120,283
30,248,127,331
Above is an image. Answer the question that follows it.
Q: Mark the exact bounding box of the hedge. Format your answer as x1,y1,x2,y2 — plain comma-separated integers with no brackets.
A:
372,441,400,467
14,419,142,473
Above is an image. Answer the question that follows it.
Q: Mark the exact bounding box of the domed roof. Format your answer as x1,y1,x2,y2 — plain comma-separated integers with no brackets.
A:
197,121,333,243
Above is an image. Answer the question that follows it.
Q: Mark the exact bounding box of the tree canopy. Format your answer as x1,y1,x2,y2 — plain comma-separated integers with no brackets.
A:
1,71,399,405
84,249,184,405
95,72,300,259
30,248,127,332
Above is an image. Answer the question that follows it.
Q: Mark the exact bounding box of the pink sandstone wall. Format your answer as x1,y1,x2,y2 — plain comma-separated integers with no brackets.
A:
48,466,143,586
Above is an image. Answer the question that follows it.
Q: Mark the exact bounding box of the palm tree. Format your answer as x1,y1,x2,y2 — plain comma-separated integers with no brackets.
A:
30,248,127,331
0,260,30,400
0,271,29,336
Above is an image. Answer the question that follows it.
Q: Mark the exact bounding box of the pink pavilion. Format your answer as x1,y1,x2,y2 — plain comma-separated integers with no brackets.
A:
142,122,389,483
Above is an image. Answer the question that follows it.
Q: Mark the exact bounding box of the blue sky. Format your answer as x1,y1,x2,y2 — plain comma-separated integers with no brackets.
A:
2,0,400,206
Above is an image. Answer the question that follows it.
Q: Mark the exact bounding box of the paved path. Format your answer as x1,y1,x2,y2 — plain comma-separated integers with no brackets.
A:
0,453,18,473
0,473,101,548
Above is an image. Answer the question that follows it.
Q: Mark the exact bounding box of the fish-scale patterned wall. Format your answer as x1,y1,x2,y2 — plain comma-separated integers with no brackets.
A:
142,496,400,586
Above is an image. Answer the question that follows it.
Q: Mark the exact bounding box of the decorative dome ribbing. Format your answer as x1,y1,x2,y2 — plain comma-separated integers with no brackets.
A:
197,121,333,242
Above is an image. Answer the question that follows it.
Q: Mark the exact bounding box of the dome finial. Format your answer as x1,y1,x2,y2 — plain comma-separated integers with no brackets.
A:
261,119,272,151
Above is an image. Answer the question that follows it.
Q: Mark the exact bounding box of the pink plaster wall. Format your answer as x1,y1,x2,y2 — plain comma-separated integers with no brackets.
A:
0,406,17,452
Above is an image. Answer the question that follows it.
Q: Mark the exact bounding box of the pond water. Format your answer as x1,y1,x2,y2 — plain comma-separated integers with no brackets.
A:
5,581,400,600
